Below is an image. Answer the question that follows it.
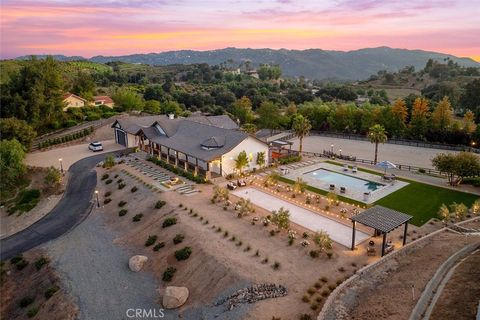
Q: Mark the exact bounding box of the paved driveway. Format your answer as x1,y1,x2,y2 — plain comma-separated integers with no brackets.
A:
232,188,369,247
26,139,124,170
0,151,123,260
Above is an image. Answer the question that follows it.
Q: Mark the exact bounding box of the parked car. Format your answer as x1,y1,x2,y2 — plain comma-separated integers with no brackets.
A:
227,182,237,190
88,141,103,152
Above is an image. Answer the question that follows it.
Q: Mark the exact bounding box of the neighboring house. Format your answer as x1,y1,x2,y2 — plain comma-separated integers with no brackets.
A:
62,93,87,111
112,115,268,179
91,96,115,108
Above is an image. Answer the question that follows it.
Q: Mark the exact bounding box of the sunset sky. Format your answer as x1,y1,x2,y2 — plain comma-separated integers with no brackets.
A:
1,0,479,60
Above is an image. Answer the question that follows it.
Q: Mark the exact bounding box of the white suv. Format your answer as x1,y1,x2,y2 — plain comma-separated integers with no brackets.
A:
88,141,103,152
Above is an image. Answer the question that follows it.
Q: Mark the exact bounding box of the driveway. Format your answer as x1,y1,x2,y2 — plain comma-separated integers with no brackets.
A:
26,140,124,171
0,151,123,260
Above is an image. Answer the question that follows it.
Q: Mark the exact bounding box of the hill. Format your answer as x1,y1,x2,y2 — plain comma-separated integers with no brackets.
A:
15,47,479,81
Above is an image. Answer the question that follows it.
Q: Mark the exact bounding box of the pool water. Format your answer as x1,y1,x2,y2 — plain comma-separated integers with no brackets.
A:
305,168,383,192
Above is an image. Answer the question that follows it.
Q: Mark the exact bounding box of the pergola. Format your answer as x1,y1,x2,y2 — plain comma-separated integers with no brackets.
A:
351,205,413,256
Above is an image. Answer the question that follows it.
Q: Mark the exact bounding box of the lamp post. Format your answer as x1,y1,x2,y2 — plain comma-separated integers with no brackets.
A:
59,158,64,174
339,149,342,157
471,141,477,152
330,144,334,154
95,190,100,207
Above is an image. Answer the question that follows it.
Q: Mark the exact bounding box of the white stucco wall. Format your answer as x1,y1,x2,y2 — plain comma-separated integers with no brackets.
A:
220,136,269,175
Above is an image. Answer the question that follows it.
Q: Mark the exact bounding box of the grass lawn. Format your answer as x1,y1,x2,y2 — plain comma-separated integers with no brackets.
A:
293,161,479,226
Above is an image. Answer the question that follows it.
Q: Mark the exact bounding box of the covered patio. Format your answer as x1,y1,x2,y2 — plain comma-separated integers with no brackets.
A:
351,206,412,256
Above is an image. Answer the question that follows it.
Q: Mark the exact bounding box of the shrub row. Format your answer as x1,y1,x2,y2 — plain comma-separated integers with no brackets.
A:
38,127,94,149
278,155,302,165
146,156,206,184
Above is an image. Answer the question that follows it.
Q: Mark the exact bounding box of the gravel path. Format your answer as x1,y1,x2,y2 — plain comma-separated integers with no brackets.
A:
44,209,166,320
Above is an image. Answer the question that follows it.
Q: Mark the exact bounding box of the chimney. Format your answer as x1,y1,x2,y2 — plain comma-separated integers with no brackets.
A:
168,113,174,120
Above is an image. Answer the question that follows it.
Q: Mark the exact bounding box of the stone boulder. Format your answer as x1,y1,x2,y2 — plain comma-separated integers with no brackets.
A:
162,286,189,309
129,255,148,272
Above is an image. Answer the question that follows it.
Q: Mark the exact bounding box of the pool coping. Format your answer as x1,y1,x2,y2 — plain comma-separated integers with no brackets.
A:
284,162,409,204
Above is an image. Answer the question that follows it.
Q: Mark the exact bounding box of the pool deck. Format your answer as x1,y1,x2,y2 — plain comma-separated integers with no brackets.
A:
283,162,409,204
232,187,370,247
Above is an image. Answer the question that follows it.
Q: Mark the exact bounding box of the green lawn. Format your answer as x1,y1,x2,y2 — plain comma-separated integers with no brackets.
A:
283,161,479,226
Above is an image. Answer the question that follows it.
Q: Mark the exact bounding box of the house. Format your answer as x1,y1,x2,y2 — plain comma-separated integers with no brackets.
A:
63,93,87,111
112,115,268,179
91,96,114,108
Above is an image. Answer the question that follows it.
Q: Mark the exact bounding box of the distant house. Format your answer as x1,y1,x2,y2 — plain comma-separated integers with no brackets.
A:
62,93,87,111
91,96,114,108
111,114,267,179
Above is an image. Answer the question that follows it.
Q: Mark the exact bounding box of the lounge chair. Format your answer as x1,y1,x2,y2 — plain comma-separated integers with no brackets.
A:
343,164,349,172
227,182,237,190
340,187,346,194
329,184,335,190
367,240,376,256
237,179,247,187
352,166,358,173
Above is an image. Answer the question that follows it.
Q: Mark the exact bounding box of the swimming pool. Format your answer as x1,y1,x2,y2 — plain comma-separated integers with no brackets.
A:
305,168,383,192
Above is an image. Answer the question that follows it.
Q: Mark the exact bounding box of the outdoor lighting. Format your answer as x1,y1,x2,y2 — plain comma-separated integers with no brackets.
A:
58,158,64,173
330,144,334,153
339,149,342,156
95,190,100,207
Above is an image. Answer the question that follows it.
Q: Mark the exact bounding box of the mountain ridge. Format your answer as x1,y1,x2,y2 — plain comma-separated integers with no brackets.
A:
15,47,479,80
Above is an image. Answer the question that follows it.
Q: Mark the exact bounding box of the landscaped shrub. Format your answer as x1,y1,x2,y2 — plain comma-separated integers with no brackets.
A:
314,282,322,289
15,259,29,270
173,234,185,244
310,303,318,311
117,178,124,183
174,247,192,261
118,201,127,207
132,214,143,222
336,279,343,285
320,277,328,283
10,255,25,265
145,235,158,247
299,314,312,320
302,295,310,303
19,297,34,308
262,257,269,264
328,284,336,291
272,261,280,270
105,191,111,197
146,156,206,184
162,267,177,282
321,290,329,297
338,267,346,272
114,174,119,178
279,155,302,165
269,230,275,236
9,189,41,215
118,183,126,189
104,198,112,204
155,200,166,209
105,179,113,184
326,252,333,259
119,209,128,216
44,286,59,299
131,186,138,193
162,217,177,228
27,307,39,318
315,296,322,303
101,174,109,181
153,242,165,251
34,257,49,270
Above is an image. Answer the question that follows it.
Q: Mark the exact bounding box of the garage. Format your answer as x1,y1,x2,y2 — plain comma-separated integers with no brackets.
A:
115,128,127,147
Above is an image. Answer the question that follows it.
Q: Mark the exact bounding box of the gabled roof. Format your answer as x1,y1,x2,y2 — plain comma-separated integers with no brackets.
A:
112,114,266,162
93,95,114,104
63,92,87,102
351,206,412,233
188,115,239,130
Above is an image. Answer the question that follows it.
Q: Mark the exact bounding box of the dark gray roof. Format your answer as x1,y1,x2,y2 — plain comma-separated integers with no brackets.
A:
189,115,239,130
149,120,249,162
351,206,412,233
114,114,264,162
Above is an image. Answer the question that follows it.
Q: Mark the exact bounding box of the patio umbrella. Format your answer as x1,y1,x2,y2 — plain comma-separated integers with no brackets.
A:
376,160,397,174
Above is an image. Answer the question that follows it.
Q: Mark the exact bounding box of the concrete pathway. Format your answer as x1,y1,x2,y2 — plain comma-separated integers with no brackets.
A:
232,188,369,247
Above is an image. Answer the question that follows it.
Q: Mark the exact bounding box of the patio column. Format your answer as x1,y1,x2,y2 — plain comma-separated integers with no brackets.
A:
166,148,170,164
174,150,178,168
351,221,356,251
381,232,387,257
206,162,211,181
403,222,409,246
194,158,198,176
184,155,188,171
220,158,223,176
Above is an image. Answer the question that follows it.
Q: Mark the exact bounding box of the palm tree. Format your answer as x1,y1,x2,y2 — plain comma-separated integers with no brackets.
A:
368,124,387,164
235,151,249,175
292,114,312,154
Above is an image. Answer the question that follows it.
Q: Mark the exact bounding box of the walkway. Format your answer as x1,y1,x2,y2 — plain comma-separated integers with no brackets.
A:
0,151,123,260
232,188,369,247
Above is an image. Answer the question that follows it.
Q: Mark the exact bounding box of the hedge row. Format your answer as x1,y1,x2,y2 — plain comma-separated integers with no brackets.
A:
38,126,94,149
146,156,206,184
